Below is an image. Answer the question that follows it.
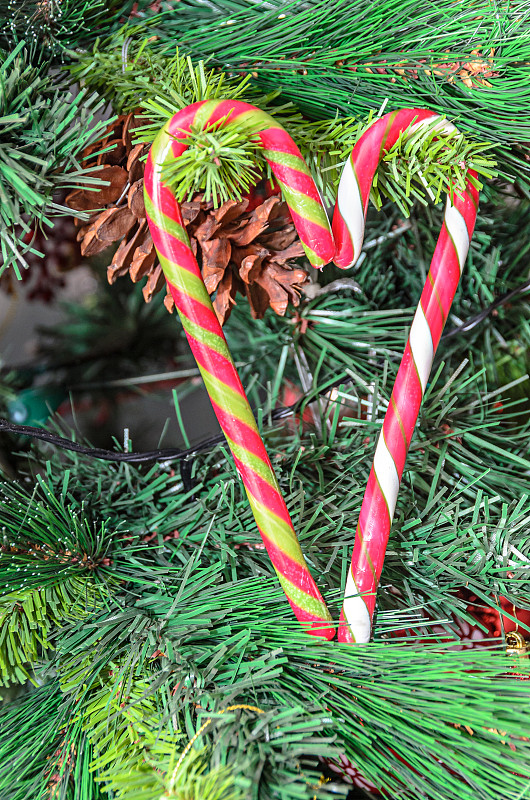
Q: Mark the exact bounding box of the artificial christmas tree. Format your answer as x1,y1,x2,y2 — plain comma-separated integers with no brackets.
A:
1,2,530,799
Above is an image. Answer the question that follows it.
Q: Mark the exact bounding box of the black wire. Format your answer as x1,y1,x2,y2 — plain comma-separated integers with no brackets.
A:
0,404,296,465
0,364,354,468
442,277,530,339
0,401,303,494
0,419,185,463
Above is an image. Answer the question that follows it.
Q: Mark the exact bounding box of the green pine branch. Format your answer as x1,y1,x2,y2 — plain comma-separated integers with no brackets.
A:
0,684,104,800
1,363,530,797
0,42,110,276
164,747,247,800
0,471,115,685
3,249,528,630
151,0,530,170
161,114,265,206
79,665,184,800
69,38,254,119
8,362,530,635
0,0,145,63
0,578,101,687
13,572,530,800
71,37,496,211
0,76,527,797
0,470,120,592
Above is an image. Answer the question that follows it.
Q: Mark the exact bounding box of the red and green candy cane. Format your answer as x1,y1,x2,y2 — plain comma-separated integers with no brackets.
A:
144,100,335,639
145,101,479,644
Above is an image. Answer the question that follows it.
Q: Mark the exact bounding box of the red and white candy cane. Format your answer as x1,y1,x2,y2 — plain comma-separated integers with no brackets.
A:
145,104,479,644
333,109,479,643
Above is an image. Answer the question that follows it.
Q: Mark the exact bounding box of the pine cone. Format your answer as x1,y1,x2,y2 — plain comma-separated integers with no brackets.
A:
65,111,149,265
65,114,310,324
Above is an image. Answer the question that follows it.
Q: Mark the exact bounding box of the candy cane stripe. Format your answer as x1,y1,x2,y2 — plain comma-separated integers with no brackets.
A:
272,179,331,227
426,272,446,325
389,397,409,451
242,495,307,562
444,203,471,272
354,522,379,582
228,453,295,524
143,186,189,239
144,208,190,253
372,473,393,525
342,570,372,644
179,316,235,362
211,404,282,466
334,158,364,268
182,99,234,133
262,149,314,177
279,198,333,238
232,109,289,137
392,346,424,435
194,357,257,415
281,587,339,627
408,118,457,137
408,305,435,393
373,434,401,519
147,218,195,268
167,285,228,337
164,266,213,308
262,154,325,204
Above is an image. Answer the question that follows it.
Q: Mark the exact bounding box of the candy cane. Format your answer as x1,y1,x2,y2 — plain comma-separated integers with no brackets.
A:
333,110,479,643
145,102,479,644
144,100,335,639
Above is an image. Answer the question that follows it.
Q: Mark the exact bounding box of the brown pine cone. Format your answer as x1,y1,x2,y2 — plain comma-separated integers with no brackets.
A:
65,114,310,324
65,111,148,262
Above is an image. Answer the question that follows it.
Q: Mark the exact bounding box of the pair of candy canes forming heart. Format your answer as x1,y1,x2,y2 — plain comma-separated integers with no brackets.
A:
145,101,479,644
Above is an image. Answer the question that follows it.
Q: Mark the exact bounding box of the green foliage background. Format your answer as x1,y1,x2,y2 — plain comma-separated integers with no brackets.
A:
1,1,530,799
